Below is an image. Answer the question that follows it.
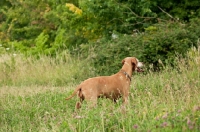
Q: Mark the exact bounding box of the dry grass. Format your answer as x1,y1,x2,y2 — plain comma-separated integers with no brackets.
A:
0,86,71,97
0,51,95,86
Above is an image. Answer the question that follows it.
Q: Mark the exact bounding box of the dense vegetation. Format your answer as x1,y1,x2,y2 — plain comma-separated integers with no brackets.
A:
1,0,200,74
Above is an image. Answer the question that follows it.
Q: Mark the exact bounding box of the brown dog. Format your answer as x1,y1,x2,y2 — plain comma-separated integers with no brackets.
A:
66,57,143,109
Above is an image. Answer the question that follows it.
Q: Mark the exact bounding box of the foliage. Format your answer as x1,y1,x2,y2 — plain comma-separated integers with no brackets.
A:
77,20,200,75
141,18,200,68
0,0,200,73
0,0,85,54
154,0,200,21
142,22,191,68
72,34,142,75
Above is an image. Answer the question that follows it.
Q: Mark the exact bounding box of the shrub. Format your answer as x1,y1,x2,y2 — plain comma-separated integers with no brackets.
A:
73,34,143,75
141,22,193,69
77,20,200,75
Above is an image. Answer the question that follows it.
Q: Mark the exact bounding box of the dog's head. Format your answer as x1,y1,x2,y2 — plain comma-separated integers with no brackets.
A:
122,57,143,72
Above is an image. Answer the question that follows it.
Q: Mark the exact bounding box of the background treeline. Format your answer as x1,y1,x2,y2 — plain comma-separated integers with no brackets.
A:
0,0,200,75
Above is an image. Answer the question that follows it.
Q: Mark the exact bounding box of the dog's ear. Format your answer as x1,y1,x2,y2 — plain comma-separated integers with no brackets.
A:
122,59,125,65
131,58,137,66
131,58,138,70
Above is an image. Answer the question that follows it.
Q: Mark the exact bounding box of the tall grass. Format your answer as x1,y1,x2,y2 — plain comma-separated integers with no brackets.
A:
0,46,200,131
0,51,95,86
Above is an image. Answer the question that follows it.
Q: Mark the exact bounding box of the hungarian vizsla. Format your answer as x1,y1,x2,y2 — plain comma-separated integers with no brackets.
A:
66,57,143,109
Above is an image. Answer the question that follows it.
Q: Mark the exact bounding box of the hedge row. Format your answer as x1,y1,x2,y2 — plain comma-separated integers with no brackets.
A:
75,19,200,75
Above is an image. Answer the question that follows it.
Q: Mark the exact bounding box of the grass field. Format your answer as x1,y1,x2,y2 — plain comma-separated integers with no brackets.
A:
0,48,200,131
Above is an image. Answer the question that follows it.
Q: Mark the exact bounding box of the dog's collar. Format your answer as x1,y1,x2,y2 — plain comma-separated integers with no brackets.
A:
121,70,132,81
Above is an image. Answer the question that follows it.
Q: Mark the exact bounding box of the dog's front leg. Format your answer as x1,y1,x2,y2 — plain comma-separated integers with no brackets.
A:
121,94,129,114
122,90,129,105
123,96,129,105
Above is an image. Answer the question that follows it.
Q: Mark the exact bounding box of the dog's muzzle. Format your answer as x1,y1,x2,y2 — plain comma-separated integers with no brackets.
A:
136,62,143,72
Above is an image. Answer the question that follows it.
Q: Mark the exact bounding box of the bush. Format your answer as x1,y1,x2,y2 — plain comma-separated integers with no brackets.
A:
141,22,193,69
72,34,142,75
77,20,200,75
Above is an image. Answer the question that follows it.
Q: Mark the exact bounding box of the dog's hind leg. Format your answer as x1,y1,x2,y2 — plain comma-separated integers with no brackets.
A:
75,88,84,109
84,96,98,109
75,102,82,109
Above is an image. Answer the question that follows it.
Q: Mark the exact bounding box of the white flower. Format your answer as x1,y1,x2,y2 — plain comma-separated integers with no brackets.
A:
6,48,10,50
112,33,118,39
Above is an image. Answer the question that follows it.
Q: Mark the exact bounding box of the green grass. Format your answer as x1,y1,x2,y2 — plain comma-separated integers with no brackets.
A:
0,48,200,131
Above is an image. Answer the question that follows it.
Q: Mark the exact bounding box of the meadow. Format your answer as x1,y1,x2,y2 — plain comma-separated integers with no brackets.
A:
0,47,200,131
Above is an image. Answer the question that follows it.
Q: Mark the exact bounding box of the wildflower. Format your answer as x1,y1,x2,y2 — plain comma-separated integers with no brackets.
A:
6,48,10,50
193,105,200,112
186,117,191,125
155,116,160,120
189,125,194,130
162,113,168,119
133,124,138,129
13,53,17,57
161,122,168,127
112,33,118,39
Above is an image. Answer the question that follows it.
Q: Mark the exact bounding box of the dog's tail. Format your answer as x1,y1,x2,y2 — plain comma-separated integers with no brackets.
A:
65,86,81,100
